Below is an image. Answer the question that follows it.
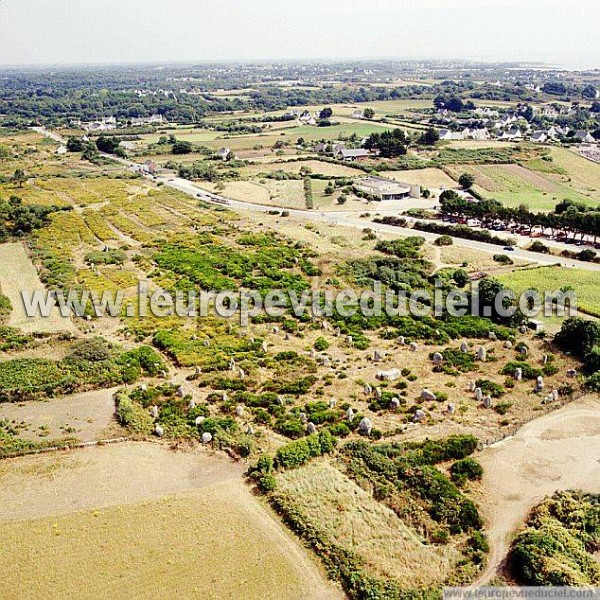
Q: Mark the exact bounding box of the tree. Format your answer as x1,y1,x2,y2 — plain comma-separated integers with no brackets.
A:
458,173,475,190
453,269,469,288
172,141,193,155
11,168,27,188
95,135,120,154
337,193,348,205
324,181,335,196
319,107,333,120
363,108,375,119
66,137,85,152
365,128,408,158
419,127,439,146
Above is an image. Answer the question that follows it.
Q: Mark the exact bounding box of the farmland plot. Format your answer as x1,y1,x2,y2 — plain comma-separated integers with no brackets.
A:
0,443,340,600
0,242,76,334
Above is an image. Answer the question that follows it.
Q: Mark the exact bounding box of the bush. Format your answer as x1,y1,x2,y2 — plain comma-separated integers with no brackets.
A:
434,235,453,247
314,337,330,352
451,458,483,484
115,392,153,434
274,430,336,470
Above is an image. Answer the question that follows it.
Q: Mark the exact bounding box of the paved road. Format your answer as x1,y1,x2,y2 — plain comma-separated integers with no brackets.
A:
33,126,600,272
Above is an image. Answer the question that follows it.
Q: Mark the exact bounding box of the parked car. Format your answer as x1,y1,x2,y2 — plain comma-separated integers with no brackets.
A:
503,246,515,252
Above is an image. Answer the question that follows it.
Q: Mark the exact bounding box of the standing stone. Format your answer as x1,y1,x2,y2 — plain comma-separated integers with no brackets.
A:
306,422,317,435
475,387,483,401
520,325,528,334
363,383,372,396
390,397,401,410
346,408,355,421
460,342,469,353
150,405,159,418
541,354,548,365
483,395,493,408
229,358,236,371
489,331,497,341
552,389,559,401
420,389,437,401
154,424,164,438
299,412,307,423
373,350,383,362
277,395,285,406
261,341,268,353
504,341,513,349
359,418,373,435
329,398,337,409
235,405,245,417
201,432,212,444
322,356,331,367
246,425,254,435
188,398,196,410
447,402,456,415
238,368,246,380
272,326,279,334
515,367,523,381
410,342,418,352
346,335,353,347
432,352,443,365
476,346,487,361
468,381,477,392
397,336,406,346
195,416,205,426
414,409,426,422
535,376,545,392
375,387,382,400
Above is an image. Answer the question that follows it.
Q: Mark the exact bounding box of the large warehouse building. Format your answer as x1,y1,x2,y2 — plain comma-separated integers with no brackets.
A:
352,176,420,201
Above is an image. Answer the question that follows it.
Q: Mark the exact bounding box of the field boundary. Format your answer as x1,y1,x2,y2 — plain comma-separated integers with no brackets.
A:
0,435,130,461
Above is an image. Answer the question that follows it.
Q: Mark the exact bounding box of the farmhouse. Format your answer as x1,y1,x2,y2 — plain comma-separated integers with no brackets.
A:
336,148,371,162
216,147,232,160
353,176,420,200
142,159,157,174
574,131,595,143
530,131,548,143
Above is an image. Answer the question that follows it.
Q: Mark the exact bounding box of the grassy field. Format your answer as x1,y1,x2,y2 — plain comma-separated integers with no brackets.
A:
0,242,76,334
0,486,333,600
276,460,458,588
447,163,595,211
498,266,600,317
384,167,457,189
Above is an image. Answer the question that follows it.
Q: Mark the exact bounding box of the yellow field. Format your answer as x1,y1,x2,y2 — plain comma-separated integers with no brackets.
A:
0,482,338,600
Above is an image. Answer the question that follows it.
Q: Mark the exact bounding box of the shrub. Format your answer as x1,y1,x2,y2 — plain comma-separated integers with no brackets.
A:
451,458,484,484
434,235,453,247
314,337,330,352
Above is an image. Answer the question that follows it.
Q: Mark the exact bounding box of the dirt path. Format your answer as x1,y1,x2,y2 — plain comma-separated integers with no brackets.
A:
473,395,600,585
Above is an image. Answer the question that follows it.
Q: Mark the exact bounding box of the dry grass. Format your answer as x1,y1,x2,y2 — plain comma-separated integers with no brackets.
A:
0,482,338,600
0,441,339,600
0,242,76,334
276,460,458,588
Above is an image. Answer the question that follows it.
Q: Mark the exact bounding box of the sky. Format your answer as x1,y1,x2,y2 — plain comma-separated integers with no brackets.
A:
0,0,598,69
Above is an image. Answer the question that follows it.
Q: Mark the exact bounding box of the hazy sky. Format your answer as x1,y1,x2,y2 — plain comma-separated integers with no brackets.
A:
0,0,598,69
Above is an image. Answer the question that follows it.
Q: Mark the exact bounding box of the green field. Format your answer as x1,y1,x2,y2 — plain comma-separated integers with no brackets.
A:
451,163,597,211
498,266,600,318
